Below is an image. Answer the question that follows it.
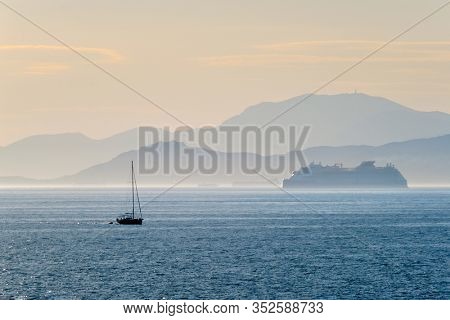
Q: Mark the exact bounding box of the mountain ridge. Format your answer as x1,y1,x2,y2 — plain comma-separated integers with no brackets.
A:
1,133,449,186
222,93,450,147
1,93,450,179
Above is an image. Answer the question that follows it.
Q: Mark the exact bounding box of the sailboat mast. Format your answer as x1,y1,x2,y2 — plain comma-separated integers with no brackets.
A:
131,161,135,219
134,168,142,219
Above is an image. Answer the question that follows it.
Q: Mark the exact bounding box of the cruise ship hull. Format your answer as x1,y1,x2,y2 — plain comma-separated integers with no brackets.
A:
283,161,408,189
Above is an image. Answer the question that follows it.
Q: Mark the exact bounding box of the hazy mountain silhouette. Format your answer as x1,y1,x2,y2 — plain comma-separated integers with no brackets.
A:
303,134,450,185
2,134,448,186
0,129,138,179
52,141,277,186
1,92,450,180
60,134,450,186
222,93,450,148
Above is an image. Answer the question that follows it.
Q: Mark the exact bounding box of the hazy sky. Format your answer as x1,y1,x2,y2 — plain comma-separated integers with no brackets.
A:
1,0,449,145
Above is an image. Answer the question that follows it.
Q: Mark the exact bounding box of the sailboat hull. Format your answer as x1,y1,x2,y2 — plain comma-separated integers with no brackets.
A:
116,218,143,225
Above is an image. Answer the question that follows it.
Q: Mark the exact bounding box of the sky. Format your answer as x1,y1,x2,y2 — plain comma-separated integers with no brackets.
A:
1,0,450,145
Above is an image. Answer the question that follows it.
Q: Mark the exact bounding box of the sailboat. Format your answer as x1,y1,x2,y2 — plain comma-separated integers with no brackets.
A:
116,161,144,225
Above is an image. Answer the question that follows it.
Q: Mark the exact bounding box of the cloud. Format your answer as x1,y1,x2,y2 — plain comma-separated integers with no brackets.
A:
23,63,70,75
0,44,124,75
255,40,450,51
198,41,450,67
199,54,358,67
0,44,124,63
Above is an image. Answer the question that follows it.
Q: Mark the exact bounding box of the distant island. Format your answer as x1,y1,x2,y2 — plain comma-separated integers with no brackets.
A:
0,93,449,186
283,161,408,189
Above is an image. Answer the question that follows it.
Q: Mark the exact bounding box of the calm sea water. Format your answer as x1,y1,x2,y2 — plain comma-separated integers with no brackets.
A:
0,188,448,300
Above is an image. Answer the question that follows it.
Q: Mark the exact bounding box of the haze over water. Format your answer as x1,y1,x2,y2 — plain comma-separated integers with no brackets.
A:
0,188,448,299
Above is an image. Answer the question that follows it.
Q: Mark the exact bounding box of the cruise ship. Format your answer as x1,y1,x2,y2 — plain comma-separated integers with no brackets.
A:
283,161,408,188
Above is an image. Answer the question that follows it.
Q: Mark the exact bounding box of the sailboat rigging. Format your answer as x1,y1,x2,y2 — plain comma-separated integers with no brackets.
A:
116,161,144,225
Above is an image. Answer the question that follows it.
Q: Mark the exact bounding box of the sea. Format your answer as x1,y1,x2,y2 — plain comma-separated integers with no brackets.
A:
0,188,448,300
